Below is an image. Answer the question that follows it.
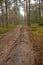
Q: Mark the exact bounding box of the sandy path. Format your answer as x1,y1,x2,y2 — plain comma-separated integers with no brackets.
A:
0,26,36,65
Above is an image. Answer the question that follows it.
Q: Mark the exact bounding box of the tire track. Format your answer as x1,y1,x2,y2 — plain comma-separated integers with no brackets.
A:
0,27,24,65
0,26,36,65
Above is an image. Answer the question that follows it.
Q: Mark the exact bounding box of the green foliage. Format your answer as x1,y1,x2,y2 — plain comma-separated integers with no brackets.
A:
19,13,24,24
31,25,43,35
39,16,43,25
0,24,16,35
0,0,3,4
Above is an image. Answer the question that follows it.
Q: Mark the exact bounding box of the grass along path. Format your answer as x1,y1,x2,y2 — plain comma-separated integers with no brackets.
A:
0,24,17,35
31,26,43,35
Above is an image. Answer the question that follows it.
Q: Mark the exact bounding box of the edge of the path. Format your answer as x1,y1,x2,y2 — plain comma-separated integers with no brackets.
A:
0,25,23,63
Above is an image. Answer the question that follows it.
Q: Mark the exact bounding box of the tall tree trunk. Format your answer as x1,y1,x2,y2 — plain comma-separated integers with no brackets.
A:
24,6,26,24
35,0,38,23
5,0,8,27
28,0,31,26
1,3,4,26
26,0,29,24
39,0,41,22
8,7,11,24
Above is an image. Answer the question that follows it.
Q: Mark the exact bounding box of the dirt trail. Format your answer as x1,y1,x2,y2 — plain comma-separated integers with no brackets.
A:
0,25,36,65
0,25,22,63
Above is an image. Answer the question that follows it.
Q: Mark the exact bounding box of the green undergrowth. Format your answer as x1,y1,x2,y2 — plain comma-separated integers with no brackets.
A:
0,24,17,35
26,24,43,35
31,26,43,35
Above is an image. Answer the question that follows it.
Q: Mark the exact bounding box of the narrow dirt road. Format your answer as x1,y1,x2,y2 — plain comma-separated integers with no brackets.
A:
0,25,36,65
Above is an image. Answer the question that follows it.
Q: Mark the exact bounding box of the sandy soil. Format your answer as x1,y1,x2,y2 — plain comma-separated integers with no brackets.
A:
0,25,36,65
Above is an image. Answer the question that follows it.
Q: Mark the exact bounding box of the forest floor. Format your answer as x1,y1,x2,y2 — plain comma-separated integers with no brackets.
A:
0,25,43,65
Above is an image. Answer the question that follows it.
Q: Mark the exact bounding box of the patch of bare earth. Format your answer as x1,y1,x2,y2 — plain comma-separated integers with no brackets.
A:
0,26,36,65
0,25,22,63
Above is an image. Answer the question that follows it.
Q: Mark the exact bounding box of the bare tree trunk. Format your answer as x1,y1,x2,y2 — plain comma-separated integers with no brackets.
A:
1,3,4,26
24,5,26,24
35,0,38,23
26,0,31,25
39,0,41,20
28,0,31,26
26,0,29,24
8,7,11,24
38,0,41,25
5,0,8,27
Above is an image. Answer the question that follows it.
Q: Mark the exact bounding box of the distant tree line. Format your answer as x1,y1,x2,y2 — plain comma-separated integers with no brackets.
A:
0,0,24,27
0,0,43,27
25,0,43,25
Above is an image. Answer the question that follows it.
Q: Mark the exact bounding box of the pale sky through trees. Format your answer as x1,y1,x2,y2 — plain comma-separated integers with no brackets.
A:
31,0,35,3
20,0,35,16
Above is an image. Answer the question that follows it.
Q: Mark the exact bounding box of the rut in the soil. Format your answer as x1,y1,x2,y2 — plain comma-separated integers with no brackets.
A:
0,27,36,65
